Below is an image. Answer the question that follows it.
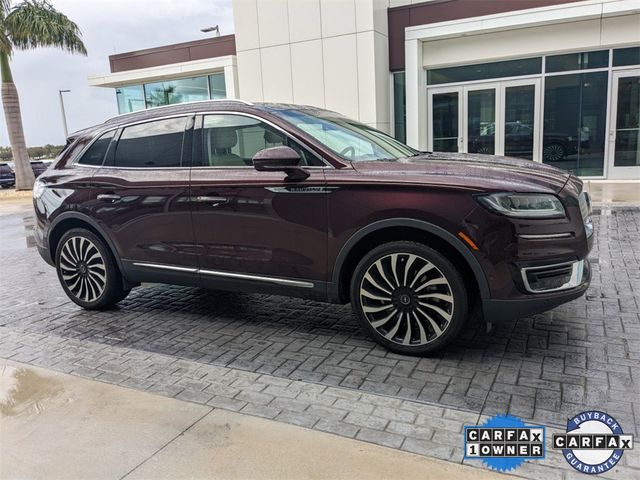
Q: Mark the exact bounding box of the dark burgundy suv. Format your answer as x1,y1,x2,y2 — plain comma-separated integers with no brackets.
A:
33,100,593,355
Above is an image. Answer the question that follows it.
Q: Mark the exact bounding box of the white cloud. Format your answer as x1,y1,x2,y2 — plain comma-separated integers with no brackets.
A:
0,0,234,146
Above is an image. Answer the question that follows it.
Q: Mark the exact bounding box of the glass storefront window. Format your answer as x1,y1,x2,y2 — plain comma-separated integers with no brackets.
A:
613,47,640,67
613,76,640,167
144,76,209,108
209,73,226,99
546,50,609,73
427,57,541,85
393,72,406,143
116,85,145,114
504,85,536,160
543,72,608,176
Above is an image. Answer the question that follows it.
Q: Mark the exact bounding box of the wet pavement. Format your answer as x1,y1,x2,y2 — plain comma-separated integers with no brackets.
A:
1,199,639,479
2,360,504,480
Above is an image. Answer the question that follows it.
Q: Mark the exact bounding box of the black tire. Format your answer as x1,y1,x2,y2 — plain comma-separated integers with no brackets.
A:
1,184,12,189
350,241,468,356
55,228,130,310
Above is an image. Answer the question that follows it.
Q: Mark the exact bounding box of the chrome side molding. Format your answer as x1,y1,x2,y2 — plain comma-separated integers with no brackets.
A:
132,262,314,288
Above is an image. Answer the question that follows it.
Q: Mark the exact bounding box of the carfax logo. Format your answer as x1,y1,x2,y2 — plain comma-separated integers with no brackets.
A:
464,414,546,472
553,410,634,474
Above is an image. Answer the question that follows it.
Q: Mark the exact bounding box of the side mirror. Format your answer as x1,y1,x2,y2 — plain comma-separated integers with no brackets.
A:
252,146,310,182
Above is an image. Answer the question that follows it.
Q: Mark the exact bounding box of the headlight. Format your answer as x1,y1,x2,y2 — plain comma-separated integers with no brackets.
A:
476,193,566,219
33,179,46,199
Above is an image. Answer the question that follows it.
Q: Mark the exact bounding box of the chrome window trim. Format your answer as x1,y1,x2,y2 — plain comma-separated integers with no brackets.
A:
520,259,585,293
132,262,315,289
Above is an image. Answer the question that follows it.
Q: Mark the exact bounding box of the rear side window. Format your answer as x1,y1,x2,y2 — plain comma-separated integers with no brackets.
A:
113,117,187,168
77,130,115,166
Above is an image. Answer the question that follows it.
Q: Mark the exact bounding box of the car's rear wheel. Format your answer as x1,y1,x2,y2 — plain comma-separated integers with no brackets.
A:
350,241,468,356
55,228,130,309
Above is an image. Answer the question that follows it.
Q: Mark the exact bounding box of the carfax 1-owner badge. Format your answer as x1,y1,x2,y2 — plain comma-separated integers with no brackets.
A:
553,410,634,474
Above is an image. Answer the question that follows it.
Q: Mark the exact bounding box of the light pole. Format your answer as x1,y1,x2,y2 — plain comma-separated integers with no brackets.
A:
200,25,220,36
58,89,70,138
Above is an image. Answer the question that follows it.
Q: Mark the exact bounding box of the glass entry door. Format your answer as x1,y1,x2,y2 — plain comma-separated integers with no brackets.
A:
428,88,462,152
428,79,540,160
608,69,640,179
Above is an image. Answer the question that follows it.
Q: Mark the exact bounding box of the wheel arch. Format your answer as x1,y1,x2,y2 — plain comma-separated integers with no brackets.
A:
330,218,490,305
48,212,124,273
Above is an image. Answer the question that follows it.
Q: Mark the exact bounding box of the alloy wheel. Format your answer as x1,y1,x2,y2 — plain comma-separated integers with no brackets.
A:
59,236,107,303
543,144,564,162
359,253,454,346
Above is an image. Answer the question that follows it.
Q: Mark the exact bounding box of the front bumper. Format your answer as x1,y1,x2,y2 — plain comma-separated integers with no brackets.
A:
482,258,591,323
34,220,54,266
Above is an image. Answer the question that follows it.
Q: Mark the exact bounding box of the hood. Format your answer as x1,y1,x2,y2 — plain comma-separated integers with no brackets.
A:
351,152,572,194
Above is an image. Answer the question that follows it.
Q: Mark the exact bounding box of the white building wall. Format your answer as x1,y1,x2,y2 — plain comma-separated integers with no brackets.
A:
232,0,392,133
421,14,640,68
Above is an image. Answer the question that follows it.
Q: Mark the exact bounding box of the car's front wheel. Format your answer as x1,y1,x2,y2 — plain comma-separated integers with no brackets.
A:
55,228,130,309
350,241,468,355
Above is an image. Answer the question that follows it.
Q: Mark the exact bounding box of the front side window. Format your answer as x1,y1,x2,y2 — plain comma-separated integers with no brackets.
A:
112,117,187,168
199,114,323,167
273,109,416,161
77,130,115,166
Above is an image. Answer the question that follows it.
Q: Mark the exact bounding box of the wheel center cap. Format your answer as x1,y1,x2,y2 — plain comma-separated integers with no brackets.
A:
392,288,416,312
79,263,87,274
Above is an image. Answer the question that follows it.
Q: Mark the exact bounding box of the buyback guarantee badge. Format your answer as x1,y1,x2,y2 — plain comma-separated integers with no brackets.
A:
553,411,634,474
464,414,546,472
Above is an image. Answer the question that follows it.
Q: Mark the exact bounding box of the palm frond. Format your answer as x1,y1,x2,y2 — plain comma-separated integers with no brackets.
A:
5,1,87,55
0,0,10,18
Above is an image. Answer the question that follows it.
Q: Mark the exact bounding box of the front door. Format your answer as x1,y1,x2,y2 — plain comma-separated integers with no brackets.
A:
427,79,540,161
608,69,640,180
190,113,328,290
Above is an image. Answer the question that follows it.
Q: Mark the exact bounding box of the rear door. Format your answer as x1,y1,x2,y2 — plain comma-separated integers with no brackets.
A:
88,115,197,276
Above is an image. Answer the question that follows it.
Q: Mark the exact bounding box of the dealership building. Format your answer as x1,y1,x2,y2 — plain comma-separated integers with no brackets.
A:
88,0,640,180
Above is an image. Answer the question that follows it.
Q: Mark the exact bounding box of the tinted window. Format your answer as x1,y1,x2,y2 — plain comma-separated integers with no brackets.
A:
613,47,640,67
77,130,115,166
200,114,323,167
543,72,608,176
113,117,186,168
144,77,209,108
427,57,541,85
545,50,609,72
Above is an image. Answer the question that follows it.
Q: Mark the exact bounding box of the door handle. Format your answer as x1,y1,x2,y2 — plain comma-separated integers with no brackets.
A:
97,193,121,203
193,195,229,207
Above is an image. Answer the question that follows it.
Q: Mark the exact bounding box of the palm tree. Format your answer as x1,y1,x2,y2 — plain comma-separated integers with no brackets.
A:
1,0,86,190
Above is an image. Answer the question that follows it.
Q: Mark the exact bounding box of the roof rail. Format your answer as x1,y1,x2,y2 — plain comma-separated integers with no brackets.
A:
104,98,254,123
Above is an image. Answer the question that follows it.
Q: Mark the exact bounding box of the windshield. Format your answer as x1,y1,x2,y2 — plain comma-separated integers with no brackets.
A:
272,109,417,161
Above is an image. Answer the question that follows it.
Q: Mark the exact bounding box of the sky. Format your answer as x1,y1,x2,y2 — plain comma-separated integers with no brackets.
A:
0,0,235,147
